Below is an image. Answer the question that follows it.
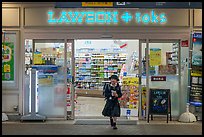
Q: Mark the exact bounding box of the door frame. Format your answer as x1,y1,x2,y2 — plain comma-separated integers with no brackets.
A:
23,28,190,120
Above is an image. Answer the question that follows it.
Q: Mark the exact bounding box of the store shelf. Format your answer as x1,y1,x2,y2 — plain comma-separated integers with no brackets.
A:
104,64,118,66
91,58,104,59
75,56,91,58
92,54,104,56
104,58,118,60
91,64,104,66
102,81,110,83
75,51,126,89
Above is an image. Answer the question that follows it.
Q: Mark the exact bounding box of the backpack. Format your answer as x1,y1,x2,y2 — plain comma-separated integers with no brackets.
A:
102,83,111,97
103,83,120,96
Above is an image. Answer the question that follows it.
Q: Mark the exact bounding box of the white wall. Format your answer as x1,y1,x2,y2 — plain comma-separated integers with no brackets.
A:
75,39,138,51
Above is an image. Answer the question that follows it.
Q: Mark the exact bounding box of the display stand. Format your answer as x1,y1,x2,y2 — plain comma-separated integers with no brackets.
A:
21,69,46,121
147,89,171,123
188,32,202,120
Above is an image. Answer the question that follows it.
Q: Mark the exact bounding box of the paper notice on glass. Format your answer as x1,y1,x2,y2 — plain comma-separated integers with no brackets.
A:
150,48,161,66
192,77,198,84
34,52,42,65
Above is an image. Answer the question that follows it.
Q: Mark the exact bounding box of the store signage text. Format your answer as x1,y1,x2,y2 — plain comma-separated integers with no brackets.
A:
151,76,166,81
193,33,202,38
181,40,188,47
47,10,167,25
82,2,113,7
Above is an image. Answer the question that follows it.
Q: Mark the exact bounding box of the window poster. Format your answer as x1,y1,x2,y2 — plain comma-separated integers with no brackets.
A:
141,87,147,116
189,33,202,106
120,77,139,116
192,33,202,66
2,42,14,81
34,52,42,65
150,48,161,66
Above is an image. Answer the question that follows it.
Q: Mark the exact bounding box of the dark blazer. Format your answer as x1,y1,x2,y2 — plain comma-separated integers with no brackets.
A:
104,83,122,100
102,83,122,117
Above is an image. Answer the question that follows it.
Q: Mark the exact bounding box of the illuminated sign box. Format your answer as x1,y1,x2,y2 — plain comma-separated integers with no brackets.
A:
24,8,189,27
48,10,167,25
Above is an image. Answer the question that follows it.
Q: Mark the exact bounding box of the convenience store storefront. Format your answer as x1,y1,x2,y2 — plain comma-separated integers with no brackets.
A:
2,2,202,120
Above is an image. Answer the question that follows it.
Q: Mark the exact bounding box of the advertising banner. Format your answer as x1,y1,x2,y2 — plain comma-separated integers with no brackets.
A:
189,33,202,106
192,33,202,66
2,42,14,81
150,48,161,66
120,77,139,116
141,87,147,116
34,52,42,65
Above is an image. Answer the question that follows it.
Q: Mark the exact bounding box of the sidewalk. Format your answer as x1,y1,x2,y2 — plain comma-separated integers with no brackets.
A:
2,120,202,135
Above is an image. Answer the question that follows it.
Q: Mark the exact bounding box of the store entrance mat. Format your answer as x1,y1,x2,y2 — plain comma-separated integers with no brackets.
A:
74,119,138,125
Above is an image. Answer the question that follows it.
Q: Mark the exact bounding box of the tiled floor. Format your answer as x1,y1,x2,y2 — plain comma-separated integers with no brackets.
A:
75,96,106,117
75,96,139,121
3,96,202,135
2,121,202,135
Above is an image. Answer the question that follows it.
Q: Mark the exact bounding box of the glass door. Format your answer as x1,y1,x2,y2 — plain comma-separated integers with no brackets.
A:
145,39,181,119
32,39,67,118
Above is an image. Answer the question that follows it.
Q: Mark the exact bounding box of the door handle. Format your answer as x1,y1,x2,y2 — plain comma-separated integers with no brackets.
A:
72,76,75,84
138,75,142,85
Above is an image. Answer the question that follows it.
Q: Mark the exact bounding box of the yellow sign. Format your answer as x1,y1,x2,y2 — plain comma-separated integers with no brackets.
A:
41,48,57,55
82,2,113,7
122,77,139,86
191,70,202,77
129,77,139,86
34,52,42,65
38,75,53,85
142,87,146,110
4,64,10,72
150,48,161,66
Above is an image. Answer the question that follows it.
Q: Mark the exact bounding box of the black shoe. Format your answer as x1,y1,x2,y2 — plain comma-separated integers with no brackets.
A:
113,126,118,130
112,122,118,130
110,118,114,127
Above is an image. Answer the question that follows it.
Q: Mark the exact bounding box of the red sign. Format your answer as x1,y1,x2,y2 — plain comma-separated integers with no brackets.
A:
151,76,166,81
181,40,188,47
120,43,127,48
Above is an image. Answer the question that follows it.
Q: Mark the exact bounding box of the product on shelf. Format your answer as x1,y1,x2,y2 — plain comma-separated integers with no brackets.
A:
75,48,127,90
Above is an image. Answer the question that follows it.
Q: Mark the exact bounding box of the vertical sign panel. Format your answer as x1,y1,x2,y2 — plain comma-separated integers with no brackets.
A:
2,42,14,81
189,33,202,106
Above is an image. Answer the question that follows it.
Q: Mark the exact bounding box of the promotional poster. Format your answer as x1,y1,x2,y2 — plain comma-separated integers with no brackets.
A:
2,42,14,81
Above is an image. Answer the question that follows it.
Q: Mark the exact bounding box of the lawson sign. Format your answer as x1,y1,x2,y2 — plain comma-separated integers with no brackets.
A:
47,10,167,25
